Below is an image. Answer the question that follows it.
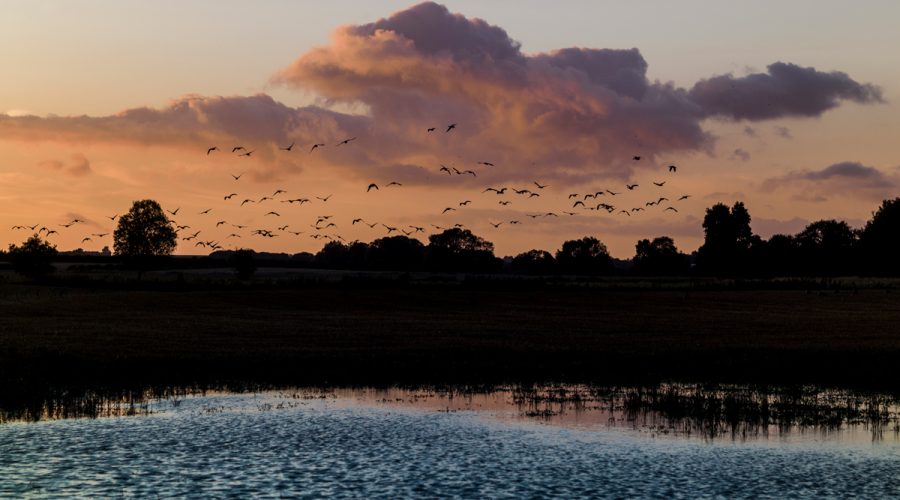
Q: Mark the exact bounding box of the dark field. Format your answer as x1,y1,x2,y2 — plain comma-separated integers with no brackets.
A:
2,273,900,415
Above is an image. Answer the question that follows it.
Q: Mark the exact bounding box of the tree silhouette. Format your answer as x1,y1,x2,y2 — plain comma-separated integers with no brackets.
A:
795,220,857,276
555,236,612,275
511,249,556,275
859,198,900,275
426,228,499,272
633,236,688,275
113,200,177,257
230,248,257,280
7,234,57,278
315,241,349,268
367,236,424,271
697,201,756,275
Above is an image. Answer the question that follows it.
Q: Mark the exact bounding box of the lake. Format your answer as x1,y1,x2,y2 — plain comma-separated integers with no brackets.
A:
2,386,899,498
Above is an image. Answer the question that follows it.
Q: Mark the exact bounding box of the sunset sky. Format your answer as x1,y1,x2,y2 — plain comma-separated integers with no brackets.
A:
2,0,898,258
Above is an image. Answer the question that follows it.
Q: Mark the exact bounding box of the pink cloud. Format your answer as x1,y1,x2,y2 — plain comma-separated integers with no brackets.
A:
38,153,92,177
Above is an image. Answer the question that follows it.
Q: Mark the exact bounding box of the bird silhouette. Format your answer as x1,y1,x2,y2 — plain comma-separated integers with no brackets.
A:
309,143,325,153
216,221,227,227
199,208,212,214
280,142,295,151
607,190,619,196
352,218,364,225
107,214,118,221
459,200,472,206
232,146,245,153
626,184,638,190
317,194,332,202
669,165,677,172
427,127,436,132
568,193,579,199
633,156,641,161
239,150,255,157
336,137,357,146
489,221,503,228
386,181,402,187
224,193,237,200
439,165,452,175
367,183,379,192
534,181,548,189
460,170,476,177
442,207,456,214
207,147,218,155
665,206,679,212
499,201,512,206
445,123,457,132
653,181,666,187
231,173,244,180
241,199,255,206
81,237,92,243
477,161,495,167
272,189,286,196
678,195,691,201
573,201,585,208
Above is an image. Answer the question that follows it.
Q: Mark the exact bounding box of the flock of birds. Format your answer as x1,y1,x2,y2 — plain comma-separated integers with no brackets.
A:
10,123,690,253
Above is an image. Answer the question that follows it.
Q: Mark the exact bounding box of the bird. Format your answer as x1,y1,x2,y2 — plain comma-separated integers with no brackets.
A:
573,201,585,208
317,194,332,202
568,194,579,199
607,190,619,196
231,173,244,180
563,212,577,216
477,161,495,167
309,143,325,153
386,181,402,187
484,187,507,194
366,222,378,228
657,197,669,204
216,221,227,227
633,156,641,161
533,181,548,189
336,137,356,146
367,183,379,192
653,181,666,187
678,195,691,201
509,220,521,225
91,232,109,237
442,207,456,214
489,221,503,228
460,170,476,177
513,189,531,195
232,224,246,229
258,196,272,203
528,193,540,198
176,225,190,230
426,127,436,132
241,199,254,206
620,210,631,216
439,165,452,175
207,146,218,155
107,214,118,221
545,212,559,217
409,225,424,233
227,233,241,239
383,224,397,233
280,142,295,151
626,184,638,190
60,222,74,228
668,165,677,172
232,146,245,153
272,189,286,196
445,123,456,132
459,200,472,206
665,206,679,212
81,237,92,243
631,207,644,212
199,208,212,214
224,193,237,200
239,150,255,157
499,201,512,206
45,230,58,236
352,218,364,225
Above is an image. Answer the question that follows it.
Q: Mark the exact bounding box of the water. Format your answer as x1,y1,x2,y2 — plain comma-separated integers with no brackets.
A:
2,389,900,498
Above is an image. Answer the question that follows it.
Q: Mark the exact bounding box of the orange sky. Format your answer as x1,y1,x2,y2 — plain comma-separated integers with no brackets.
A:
1,2,898,259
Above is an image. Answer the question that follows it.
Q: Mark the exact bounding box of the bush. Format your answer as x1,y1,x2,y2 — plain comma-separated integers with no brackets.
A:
8,234,57,278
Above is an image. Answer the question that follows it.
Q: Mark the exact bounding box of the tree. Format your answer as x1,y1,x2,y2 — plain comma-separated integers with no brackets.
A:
696,201,756,275
426,228,499,272
230,249,257,280
7,234,57,278
315,241,349,268
555,236,613,275
795,220,857,276
511,249,556,275
633,236,687,275
859,198,900,275
113,200,177,257
367,236,424,271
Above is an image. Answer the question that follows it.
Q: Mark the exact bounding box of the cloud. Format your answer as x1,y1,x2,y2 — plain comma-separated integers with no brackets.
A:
38,153,92,177
0,2,885,188
731,148,751,161
774,126,792,139
762,161,896,201
743,126,756,137
689,62,883,120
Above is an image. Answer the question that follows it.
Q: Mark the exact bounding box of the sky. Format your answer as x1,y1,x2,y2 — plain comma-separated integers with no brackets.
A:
1,0,898,258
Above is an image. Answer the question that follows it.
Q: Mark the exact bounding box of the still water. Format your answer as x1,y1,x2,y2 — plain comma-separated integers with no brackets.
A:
2,387,899,498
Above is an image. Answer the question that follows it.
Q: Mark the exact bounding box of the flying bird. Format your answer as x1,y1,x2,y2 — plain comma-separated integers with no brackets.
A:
427,127,436,132
231,173,244,180
367,183,379,192
232,146,245,153
280,142,295,151
626,184,638,190
241,199,254,206
606,190,619,196
207,146,218,155
336,137,357,146
309,143,325,153
386,181,402,187
442,207,456,214
633,156,641,161
445,123,457,132
573,201,585,208
352,218,364,225
678,195,691,201
199,208,212,214
665,206,679,212
224,193,237,200
239,150,255,157
459,170,476,177
489,221,503,228
439,165,452,175
653,181,666,187
668,165,677,172
317,194,332,202
499,201,512,206
459,200,472,206
107,214,118,221
477,161,494,167
216,221,227,227
533,181,548,189
272,189,286,196
81,237,92,243
568,194,579,199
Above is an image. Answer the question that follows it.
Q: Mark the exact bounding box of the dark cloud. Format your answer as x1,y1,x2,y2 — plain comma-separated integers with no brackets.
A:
690,62,883,120
762,161,896,200
38,153,92,177
731,148,751,161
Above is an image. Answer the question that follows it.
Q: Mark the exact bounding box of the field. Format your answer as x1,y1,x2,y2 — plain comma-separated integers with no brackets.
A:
2,268,900,414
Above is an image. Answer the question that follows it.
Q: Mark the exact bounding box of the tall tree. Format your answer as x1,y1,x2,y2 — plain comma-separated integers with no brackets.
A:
555,236,613,275
859,198,900,275
113,200,177,257
633,236,687,275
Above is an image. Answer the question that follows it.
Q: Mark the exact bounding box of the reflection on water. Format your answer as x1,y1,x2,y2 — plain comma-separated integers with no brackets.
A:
2,388,900,498
3,384,899,442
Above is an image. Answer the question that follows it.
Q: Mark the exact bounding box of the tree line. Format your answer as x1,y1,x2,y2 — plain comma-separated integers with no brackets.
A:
5,198,900,278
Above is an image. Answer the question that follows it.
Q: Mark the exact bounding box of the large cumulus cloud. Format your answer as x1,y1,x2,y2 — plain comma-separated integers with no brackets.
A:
761,161,897,201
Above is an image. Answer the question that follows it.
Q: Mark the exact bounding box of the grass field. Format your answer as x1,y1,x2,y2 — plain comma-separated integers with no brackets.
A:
2,270,900,415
